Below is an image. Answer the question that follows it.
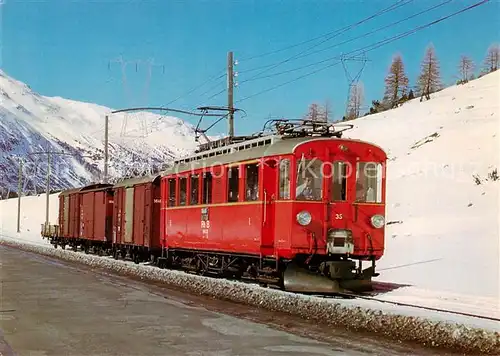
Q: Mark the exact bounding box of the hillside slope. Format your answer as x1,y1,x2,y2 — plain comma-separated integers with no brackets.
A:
0,69,201,195
343,70,499,298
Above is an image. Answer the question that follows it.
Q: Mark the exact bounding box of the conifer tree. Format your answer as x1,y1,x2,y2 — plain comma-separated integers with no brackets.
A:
346,82,364,120
417,44,441,101
483,43,500,73
458,55,475,84
383,54,409,108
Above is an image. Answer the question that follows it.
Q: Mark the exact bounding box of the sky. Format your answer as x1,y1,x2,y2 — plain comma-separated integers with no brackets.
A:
1,0,499,137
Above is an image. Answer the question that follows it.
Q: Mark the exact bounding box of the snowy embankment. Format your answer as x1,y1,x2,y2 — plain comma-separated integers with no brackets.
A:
0,236,499,355
1,71,499,353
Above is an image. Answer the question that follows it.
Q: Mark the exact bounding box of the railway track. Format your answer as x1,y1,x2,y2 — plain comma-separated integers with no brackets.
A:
2,234,498,325
309,291,500,323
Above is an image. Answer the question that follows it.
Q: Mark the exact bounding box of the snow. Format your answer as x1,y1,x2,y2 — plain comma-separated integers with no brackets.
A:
340,71,500,316
0,237,499,354
1,70,499,350
0,68,209,194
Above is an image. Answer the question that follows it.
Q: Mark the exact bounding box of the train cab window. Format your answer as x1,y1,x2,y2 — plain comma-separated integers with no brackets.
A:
167,178,176,207
190,174,199,205
179,177,187,206
227,166,239,202
296,158,323,201
355,162,383,203
331,161,348,201
245,163,259,201
202,172,212,204
279,159,290,200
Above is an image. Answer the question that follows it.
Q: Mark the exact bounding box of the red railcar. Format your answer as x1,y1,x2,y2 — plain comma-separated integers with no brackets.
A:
78,184,114,246
58,187,82,240
52,183,113,252
112,175,162,263
159,121,387,293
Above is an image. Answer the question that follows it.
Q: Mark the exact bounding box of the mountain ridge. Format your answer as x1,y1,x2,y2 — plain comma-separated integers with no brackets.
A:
0,69,202,197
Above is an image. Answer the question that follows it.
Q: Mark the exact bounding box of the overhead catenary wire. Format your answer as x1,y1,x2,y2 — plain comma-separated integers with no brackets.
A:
239,0,453,84
235,0,490,104
205,87,226,102
237,0,412,64
164,68,226,107
239,0,413,80
197,76,227,99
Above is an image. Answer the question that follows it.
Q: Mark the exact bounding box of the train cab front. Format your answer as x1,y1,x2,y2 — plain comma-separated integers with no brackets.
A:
280,138,387,294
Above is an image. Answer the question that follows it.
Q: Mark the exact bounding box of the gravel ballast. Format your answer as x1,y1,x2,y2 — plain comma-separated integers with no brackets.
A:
2,237,499,355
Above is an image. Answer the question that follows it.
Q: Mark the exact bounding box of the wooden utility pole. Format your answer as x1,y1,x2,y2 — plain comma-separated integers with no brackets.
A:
45,151,51,228
17,159,22,233
227,51,234,138
104,114,109,183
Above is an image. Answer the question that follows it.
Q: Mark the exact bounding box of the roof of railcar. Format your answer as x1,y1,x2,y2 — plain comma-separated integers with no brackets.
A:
59,187,83,196
160,135,386,176
58,183,113,196
113,175,161,188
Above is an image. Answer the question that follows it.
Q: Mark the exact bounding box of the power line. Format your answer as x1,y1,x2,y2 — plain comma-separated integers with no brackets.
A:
197,76,227,99
238,0,452,84
285,0,453,65
239,0,412,80
164,68,226,106
205,87,226,102
237,0,412,63
235,0,490,104
187,1,410,110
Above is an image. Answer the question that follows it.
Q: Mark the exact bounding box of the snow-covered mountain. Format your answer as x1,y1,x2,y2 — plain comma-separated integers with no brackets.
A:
0,69,204,196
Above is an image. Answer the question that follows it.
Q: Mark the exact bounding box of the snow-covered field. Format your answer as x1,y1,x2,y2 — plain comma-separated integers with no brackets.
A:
1,71,499,348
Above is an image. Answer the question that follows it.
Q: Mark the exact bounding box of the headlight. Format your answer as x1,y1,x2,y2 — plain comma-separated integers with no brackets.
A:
296,211,312,226
371,214,385,228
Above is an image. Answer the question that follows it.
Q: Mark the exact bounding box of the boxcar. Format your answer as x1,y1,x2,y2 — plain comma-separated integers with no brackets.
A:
78,183,114,253
57,187,82,246
112,175,162,263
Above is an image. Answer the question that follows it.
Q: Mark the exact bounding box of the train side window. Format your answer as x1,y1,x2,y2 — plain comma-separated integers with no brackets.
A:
356,162,383,203
227,166,239,202
279,159,290,200
202,172,212,204
331,161,348,201
167,178,176,207
179,177,187,206
190,174,199,205
245,163,259,201
296,158,323,201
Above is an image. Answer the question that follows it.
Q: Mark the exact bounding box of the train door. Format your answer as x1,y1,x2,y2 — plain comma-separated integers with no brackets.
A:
144,184,152,247
326,157,352,228
261,158,277,256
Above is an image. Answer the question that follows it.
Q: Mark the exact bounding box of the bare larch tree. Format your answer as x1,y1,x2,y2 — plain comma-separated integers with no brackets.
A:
417,44,441,101
346,81,364,120
458,55,475,84
304,103,321,121
323,100,332,122
483,43,500,73
383,54,409,108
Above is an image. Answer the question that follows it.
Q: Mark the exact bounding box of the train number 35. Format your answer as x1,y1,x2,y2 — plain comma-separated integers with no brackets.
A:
335,213,343,220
